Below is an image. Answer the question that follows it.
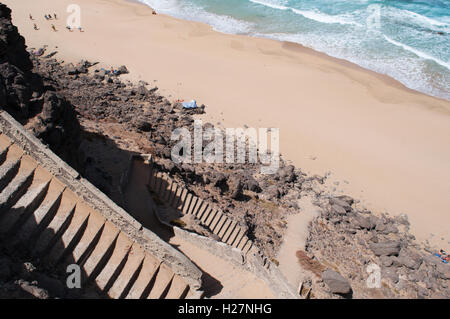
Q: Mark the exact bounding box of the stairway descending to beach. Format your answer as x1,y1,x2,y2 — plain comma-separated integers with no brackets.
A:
0,123,199,299
121,156,276,298
147,168,254,255
121,155,300,299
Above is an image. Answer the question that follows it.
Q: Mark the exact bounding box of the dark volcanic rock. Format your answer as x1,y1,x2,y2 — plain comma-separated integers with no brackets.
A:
330,204,347,216
321,269,352,295
0,4,33,71
369,241,401,256
329,197,352,211
229,175,243,200
264,185,280,200
277,165,296,183
353,215,377,230
0,3,82,170
397,249,423,270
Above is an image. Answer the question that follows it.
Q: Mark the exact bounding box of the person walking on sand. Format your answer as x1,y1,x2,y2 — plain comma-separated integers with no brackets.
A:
33,23,39,30
54,13,57,20
29,14,33,20
51,24,57,32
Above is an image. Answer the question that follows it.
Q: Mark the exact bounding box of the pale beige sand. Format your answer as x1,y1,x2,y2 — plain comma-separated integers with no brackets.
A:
5,0,450,250
276,197,320,289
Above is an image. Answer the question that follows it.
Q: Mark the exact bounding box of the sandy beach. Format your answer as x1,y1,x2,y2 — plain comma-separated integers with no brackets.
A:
4,0,450,250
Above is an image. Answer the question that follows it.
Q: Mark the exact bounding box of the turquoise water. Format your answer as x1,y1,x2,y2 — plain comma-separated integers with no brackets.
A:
139,0,450,100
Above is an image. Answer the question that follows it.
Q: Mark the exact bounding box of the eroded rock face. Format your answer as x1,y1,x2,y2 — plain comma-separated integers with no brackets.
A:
0,3,82,170
321,269,352,295
370,241,401,257
0,4,33,71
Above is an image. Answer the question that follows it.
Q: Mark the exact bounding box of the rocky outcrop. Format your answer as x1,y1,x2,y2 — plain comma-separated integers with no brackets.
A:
0,3,81,170
370,241,401,257
321,270,352,295
304,194,450,299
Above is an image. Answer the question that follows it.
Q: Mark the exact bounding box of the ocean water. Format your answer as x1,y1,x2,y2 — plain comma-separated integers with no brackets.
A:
138,0,450,100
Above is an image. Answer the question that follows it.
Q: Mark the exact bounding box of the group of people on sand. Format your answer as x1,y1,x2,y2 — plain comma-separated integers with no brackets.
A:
29,13,57,31
44,14,57,20
66,25,84,32
28,12,83,32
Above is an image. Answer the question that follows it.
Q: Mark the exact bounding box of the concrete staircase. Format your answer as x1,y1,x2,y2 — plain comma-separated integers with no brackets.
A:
148,168,254,255
0,111,202,299
121,155,300,299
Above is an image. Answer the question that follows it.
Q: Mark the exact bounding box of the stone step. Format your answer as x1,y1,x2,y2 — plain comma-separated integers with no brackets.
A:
0,134,12,154
0,157,37,216
0,134,14,166
0,143,10,165
217,218,232,239
65,208,106,265
81,221,120,282
0,177,50,238
207,210,222,230
107,243,145,299
0,143,24,188
43,201,90,265
153,172,163,195
0,156,22,193
229,228,246,248
242,240,253,254
237,236,249,251
186,196,199,215
147,263,174,299
176,188,188,211
165,275,189,299
171,185,184,209
166,182,178,205
125,254,160,299
13,179,66,246
225,224,241,246
203,208,218,228
193,200,208,219
181,193,194,215
94,232,133,292
211,213,227,234
199,206,213,225
32,189,77,257
161,176,172,203
222,221,238,243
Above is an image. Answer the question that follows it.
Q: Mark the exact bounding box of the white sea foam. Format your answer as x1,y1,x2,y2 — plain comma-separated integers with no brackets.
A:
290,9,360,26
136,0,450,100
249,0,360,26
139,0,253,34
249,0,289,11
383,35,450,70
402,9,449,28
